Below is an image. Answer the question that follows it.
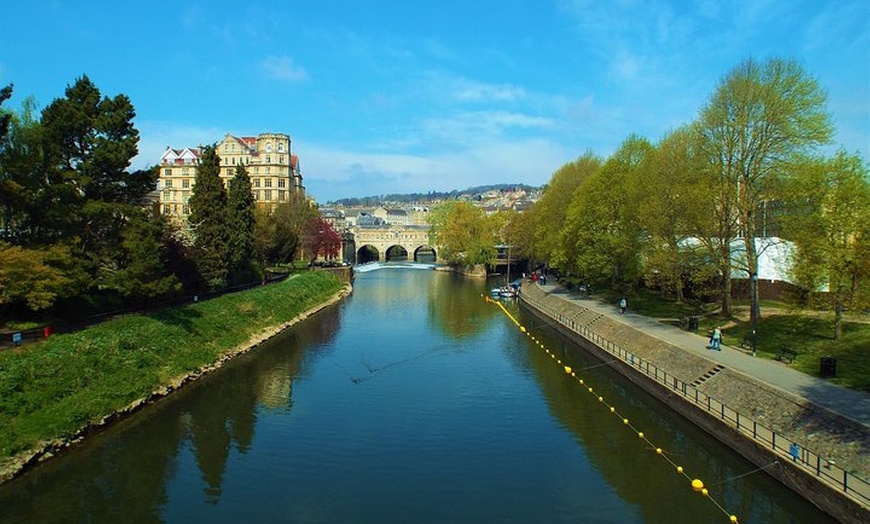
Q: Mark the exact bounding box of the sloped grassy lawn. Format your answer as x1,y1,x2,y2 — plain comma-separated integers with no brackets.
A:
0,272,345,459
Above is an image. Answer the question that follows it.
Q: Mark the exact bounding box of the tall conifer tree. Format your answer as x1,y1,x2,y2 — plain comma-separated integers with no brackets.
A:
188,145,229,290
227,163,257,282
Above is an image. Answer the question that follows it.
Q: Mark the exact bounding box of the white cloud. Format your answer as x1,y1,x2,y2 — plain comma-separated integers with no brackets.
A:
261,55,309,82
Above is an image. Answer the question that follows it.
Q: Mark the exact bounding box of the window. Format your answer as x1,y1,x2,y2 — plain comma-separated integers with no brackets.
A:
279,155,284,164
279,190,286,201
165,179,173,188
182,179,189,189
264,189,272,201
162,204,170,214
266,143,273,153
265,166,270,174
254,191,260,201
265,155,271,163
265,178,272,188
278,178,286,188
164,168,171,176
227,168,233,176
278,143,285,153
182,167,189,174
254,178,261,188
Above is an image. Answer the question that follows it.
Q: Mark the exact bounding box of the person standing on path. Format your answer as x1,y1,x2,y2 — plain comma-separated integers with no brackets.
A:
710,326,722,350
619,297,627,315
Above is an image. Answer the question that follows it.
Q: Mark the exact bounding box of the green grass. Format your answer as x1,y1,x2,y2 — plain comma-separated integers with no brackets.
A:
0,272,345,460
601,288,870,391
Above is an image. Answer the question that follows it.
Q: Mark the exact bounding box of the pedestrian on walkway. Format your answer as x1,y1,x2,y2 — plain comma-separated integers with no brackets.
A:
710,326,722,350
619,297,627,315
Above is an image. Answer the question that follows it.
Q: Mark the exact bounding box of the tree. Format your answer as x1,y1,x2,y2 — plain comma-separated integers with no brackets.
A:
557,135,651,286
188,145,229,290
0,241,78,312
0,95,44,244
636,126,714,302
39,76,156,282
301,216,342,264
108,211,182,300
531,152,601,264
255,192,317,265
226,163,258,282
783,150,870,339
427,201,498,266
697,58,833,324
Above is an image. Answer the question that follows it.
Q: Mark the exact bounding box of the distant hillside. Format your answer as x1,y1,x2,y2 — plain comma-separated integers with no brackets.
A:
327,184,541,207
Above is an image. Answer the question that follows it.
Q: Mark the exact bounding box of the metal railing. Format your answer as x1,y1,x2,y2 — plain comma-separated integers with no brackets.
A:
520,292,869,507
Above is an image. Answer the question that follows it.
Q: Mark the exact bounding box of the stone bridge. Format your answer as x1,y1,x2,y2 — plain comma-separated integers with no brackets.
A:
346,225,437,263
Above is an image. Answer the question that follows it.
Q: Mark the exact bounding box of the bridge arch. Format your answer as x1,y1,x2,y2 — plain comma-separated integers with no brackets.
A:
413,245,437,263
356,245,380,264
385,245,409,261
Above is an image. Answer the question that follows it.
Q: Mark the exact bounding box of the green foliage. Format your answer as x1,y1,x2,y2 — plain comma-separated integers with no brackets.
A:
255,193,316,265
0,242,78,311
188,145,229,290
0,272,345,459
557,136,651,286
108,212,183,300
227,163,259,283
427,201,499,265
781,150,870,339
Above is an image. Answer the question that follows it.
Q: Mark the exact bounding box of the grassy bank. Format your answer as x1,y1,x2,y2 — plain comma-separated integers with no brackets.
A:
0,271,346,463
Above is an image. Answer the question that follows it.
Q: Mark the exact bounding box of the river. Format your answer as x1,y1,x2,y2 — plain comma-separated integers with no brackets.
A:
0,268,835,523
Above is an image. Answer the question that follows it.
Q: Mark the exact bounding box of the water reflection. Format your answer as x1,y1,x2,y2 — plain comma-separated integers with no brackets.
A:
0,271,837,524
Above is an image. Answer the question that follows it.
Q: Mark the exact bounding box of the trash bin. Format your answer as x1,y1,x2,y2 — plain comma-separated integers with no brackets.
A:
819,356,837,378
688,316,700,332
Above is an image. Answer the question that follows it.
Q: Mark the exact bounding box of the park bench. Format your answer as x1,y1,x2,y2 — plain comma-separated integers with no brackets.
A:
775,348,798,364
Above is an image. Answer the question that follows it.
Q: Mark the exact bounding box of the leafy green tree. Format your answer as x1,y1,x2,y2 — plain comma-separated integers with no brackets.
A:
188,145,229,290
428,201,497,266
532,152,601,264
557,135,651,286
636,126,711,302
39,76,156,282
0,241,78,312
255,192,316,265
782,150,870,339
0,95,44,244
108,211,182,300
0,84,12,144
227,163,258,283
697,58,833,323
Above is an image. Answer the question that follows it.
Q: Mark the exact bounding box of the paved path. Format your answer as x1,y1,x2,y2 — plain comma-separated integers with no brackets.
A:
536,283,870,428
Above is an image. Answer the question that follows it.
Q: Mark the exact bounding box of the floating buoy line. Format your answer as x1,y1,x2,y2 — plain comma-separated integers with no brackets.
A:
486,295,743,523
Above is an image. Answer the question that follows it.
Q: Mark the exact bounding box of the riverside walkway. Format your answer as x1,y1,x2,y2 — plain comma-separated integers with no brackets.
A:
534,281,870,427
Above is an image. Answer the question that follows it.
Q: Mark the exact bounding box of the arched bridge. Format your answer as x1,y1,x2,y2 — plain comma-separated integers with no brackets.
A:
346,225,437,263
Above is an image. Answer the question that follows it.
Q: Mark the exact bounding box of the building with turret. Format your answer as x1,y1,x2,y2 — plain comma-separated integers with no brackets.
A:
157,132,304,220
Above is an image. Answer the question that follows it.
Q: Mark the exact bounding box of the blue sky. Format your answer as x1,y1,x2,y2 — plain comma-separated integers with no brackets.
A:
1,1,867,203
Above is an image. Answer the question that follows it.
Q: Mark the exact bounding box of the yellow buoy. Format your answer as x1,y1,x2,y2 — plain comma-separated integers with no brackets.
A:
691,479,704,491
730,516,738,523
677,466,683,474
701,488,709,497
609,407,615,413
579,379,584,385
520,326,526,333
588,387,593,393
597,396,603,402
638,432,644,439
564,366,572,374
623,418,629,425
656,448,662,454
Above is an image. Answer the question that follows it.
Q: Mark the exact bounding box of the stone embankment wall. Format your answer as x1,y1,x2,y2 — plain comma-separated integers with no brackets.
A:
520,284,869,524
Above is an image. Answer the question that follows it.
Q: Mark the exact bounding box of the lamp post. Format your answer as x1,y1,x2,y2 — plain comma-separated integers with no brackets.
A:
750,272,758,357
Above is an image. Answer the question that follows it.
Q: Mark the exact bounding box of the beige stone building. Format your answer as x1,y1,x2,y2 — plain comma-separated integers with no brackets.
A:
158,132,304,220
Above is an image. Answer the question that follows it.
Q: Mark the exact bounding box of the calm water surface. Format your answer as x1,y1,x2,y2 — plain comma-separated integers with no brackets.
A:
0,269,834,523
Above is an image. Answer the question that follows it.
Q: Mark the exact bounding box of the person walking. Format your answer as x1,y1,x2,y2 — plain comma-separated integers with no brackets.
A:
619,297,627,315
710,326,722,351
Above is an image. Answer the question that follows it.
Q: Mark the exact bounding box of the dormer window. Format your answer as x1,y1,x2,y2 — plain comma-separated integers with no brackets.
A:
266,143,273,153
